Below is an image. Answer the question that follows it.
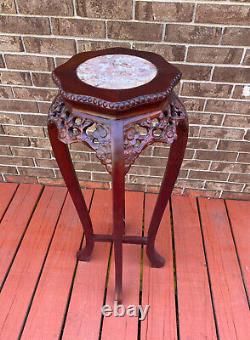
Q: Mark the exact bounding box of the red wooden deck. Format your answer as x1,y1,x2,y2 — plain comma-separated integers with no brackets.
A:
0,183,249,340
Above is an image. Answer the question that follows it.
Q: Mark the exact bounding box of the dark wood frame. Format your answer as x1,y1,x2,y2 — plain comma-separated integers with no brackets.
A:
47,48,188,302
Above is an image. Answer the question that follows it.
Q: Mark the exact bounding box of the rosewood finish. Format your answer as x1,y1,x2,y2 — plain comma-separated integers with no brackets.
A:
47,47,188,302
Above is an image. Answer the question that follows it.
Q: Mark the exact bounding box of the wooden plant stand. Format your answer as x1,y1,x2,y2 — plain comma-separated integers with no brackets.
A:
47,47,188,302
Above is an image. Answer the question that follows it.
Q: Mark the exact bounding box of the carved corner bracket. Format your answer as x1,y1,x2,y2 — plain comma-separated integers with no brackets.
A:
48,93,188,175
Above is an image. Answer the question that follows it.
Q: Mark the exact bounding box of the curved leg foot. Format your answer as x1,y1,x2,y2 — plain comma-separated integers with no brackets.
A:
146,115,189,268
48,122,94,261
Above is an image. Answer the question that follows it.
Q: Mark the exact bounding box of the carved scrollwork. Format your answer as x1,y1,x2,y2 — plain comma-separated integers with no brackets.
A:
48,96,112,173
48,93,187,175
123,93,187,173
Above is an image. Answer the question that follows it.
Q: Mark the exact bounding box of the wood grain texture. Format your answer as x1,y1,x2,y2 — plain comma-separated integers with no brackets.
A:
172,195,217,339
226,200,250,302
0,184,42,287
101,191,144,340
21,190,92,340
0,186,67,339
0,182,17,220
141,193,177,340
62,189,113,340
198,198,250,340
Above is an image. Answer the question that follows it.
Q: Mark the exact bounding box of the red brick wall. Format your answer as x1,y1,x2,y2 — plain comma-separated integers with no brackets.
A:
0,0,249,199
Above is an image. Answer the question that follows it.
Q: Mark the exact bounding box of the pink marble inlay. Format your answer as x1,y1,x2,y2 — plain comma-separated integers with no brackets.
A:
76,54,157,89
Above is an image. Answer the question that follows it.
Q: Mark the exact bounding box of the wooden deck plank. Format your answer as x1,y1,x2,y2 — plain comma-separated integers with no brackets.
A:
21,190,93,340
0,182,17,220
0,186,67,339
101,191,144,340
0,184,42,287
226,200,250,301
62,189,113,340
198,198,250,340
172,195,217,340
141,194,177,340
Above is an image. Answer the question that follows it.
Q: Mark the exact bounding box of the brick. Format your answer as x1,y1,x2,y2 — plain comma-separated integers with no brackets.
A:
205,181,243,192
37,102,52,115
212,67,250,83
223,115,250,127
51,18,105,38
23,37,76,56
176,179,204,189
222,28,250,47
229,173,250,183
187,138,217,150
18,167,54,178
75,171,91,181
0,146,11,155
135,1,194,22
77,0,132,19
70,152,90,162
182,160,210,170
0,55,5,68
189,112,223,126
175,64,212,81
244,130,250,141
195,150,237,162
165,24,222,45
22,114,47,126
189,170,228,181
72,162,104,172
0,36,23,52
187,47,243,64
243,50,250,65
210,162,250,173
13,87,57,101
129,175,162,186
3,125,45,138
1,0,16,13
107,21,163,41
0,165,17,174
30,138,51,149
5,55,54,72
92,172,110,182
0,155,34,166
200,127,244,140
130,165,149,176
0,99,38,112
232,85,250,100
218,140,250,152
195,4,250,25
31,73,55,88
134,43,185,61
153,146,169,157
17,0,73,15
0,135,30,146
11,147,50,158
0,71,32,86
5,175,38,184
205,100,250,115
189,126,200,138
77,40,130,53
0,86,13,99
181,97,205,111
182,82,232,98
238,153,250,163
0,112,21,124
0,16,50,35
244,186,250,193
55,57,70,67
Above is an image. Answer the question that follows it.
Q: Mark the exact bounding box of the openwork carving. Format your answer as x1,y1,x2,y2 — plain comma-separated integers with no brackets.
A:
48,93,187,175
48,96,112,172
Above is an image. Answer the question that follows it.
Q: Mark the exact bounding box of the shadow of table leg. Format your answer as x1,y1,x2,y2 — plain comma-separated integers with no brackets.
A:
48,122,94,261
146,118,189,267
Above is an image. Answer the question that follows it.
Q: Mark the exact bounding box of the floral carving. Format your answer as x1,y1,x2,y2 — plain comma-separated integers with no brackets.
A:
48,96,112,172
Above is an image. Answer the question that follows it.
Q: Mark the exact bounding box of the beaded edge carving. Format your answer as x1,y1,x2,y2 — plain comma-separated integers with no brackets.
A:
52,72,181,112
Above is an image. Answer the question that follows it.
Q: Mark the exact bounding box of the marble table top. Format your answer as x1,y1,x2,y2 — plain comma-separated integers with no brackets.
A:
76,54,158,90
